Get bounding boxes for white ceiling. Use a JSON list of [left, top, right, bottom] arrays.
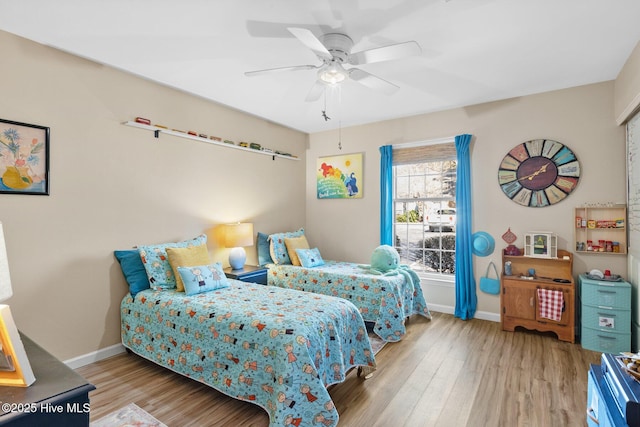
[[1, 0, 640, 134]]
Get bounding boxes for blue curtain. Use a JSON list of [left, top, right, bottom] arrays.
[[379, 145, 393, 246], [454, 134, 476, 320]]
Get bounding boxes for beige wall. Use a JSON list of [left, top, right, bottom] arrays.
[[615, 41, 640, 124], [307, 81, 627, 317], [0, 30, 307, 360]]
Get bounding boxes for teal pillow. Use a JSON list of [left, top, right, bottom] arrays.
[[296, 247, 325, 268], [269, 228, 304, 264], [138, 234, 207, 290], [257, 232, 272, 266], [114, 250, 150, 297], [177, 262, 230, 296]]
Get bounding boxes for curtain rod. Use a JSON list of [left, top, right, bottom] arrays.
[[390, 135, 456, 149]]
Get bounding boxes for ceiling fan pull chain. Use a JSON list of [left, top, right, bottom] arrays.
[[322, 90, 331, 122]]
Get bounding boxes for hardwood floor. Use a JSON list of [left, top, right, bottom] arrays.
[[76, 312, 600, 426]]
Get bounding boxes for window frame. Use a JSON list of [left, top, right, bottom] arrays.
[[391, 137, 457, 283]]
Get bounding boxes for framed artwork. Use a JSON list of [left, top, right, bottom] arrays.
[[0, 118, 50, 195], [317, 152, 363, 199]]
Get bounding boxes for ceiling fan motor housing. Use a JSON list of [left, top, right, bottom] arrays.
[[321, 33, 353, 63]]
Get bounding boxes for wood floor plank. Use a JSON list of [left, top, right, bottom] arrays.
[[77, 312, 600, 426]]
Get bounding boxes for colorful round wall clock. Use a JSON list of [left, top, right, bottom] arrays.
[[498, 139, 580, 207]]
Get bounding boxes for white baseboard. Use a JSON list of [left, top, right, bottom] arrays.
[[64, 342, 126, 369], [428, 303, 500, 323]]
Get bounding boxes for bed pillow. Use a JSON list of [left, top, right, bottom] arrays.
[[284, 235, 310, 266], [177, 262, 230, 296], [138, 234, 207, 290], [166, 244, 211, 292], [295, 248, 325, 268], [269, 228, 304, 265], [114, 250, 150, 297], [257, 232, 273, 266]]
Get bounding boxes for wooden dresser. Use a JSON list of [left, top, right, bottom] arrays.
[[500, 249, 575, 343]]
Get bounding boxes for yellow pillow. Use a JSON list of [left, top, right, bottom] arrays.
[[166, 244, 211, 292], [284, 235, 310, 266]]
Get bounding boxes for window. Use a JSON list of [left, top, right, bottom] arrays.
[[392, 141, 457, 276]]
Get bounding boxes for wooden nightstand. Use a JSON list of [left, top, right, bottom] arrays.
[[224, 265, 268, 285]]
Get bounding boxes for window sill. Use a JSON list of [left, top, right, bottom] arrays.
[[418, 273, 455, 287]]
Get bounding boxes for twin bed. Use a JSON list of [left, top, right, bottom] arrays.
[[267, 260, 430, 342], [117, 230, 430, 427], [121, 282, 375, 427]]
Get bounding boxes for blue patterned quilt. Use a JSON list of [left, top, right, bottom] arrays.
[[121, 281, 375, 427], [267, 261, 431, 342]]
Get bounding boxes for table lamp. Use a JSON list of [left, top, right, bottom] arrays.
[[224, 223, 254, 270], [0, 222, 35, 387]]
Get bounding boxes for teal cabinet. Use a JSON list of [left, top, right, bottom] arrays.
[[580, 274, 631, 353]]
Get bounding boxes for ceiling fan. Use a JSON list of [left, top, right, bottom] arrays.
[[245, 27, 422, 101]]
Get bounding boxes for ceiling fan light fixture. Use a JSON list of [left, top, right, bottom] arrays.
[[318, 62, 348, 85]]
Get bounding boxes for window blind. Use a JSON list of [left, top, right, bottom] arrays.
[[392, 142, 456, 165]]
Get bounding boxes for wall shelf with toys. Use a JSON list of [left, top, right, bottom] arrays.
[[122, 120, 299, 161], [574, 204, 627, 255]]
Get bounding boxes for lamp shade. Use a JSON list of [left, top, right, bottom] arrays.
[[224, 223, 254, 248], [0, 222, 12, 303]]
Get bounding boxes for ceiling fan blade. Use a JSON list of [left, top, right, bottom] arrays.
[[287, 27, 333, 61], [245, 64, 318, 77], [305, 81, 326, 102], [349, 68, 399, 95], [246, 21, 334, 38], [348, 41, 421, 65]]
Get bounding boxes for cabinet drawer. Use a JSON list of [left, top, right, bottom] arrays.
[[587, 365, 627, 427], [586, 370, 598, 427], [581, 326, 630, 353], [587, 368, 615, 427], [581, 281, 631, 309], [582, 305, 631, 334]]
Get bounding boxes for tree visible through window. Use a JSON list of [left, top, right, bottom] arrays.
[[393, 144, 457, 275]]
